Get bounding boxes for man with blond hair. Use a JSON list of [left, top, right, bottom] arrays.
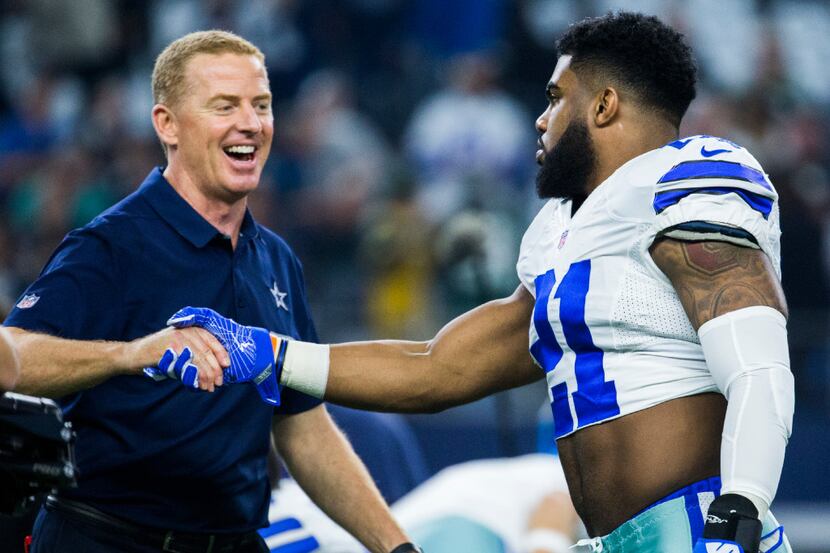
[[4, 30, 417, 553]]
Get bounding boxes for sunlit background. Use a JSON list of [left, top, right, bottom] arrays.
[[1, 0, 828, 549]]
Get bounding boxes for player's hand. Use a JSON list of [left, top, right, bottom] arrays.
[[132, 326, 230, 392], [166, 306, 283, 405], [694, 494, 762, 553]]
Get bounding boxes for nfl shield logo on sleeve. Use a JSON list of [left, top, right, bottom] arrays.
[[16, 294, 40, 309]]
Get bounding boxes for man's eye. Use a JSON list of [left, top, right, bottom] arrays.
[[217, 104, 234, 112]]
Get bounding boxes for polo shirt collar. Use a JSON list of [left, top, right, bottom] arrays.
[[139, 167, 260, 248], [238, 209, 260, 244]]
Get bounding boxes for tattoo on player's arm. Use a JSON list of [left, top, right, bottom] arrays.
[[650, 238, 788, 330]]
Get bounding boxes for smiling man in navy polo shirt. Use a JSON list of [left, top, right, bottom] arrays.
[[3, 30, 416, 553]]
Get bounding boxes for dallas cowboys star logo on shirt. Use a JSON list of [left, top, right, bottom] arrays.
[[270, 280, 289, 312]]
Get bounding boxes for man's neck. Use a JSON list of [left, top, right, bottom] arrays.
[[587, 120, 678, 195], [163, 165, 247, 248]]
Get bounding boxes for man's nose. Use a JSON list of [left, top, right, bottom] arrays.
[[535, 109, 548, 134], [236, 104, 263, 134]]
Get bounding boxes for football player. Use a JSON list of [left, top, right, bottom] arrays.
[[174, 12, 793, 553]]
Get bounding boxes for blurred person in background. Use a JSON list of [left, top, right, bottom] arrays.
[[404, 51, 533, 225], [183, 12, 795, 553], [358, 167, 436, 339], [393, 453, 579, 553], [3, 30, 416, 553], [261, 451, 579, 553]]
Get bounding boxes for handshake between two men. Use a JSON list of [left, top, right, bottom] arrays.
[[143, 307, 321, 405]]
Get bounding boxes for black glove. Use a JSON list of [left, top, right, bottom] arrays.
[[701, 493, 763, 553], [389, 543, 424, 553]]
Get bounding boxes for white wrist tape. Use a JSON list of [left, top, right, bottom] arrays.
[[276, 338, 330, 399], [698, 306, 794, 518], [522, 529, 572, 553]]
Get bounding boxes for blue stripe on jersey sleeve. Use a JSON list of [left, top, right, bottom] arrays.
[[653, 187, 773, 219], [260, 517, 303, 538], [271, 537, 321, 553], [658, 160, 771, 190]]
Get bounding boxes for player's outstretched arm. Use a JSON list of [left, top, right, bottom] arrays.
[[0, 327, 20, 391], [3, 326, 229, 398], [274, 405, 414, 553], [172, 284, 543, 412], [651, 238, 792, 553], [325, 284, 542, 412]]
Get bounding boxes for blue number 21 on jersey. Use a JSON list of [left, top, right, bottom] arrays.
[[531, 259, 619, 438]]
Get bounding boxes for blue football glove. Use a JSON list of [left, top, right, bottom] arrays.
[[166, 306, 283, 406], [143, 347, 200, 389]]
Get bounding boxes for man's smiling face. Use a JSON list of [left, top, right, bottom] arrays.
[[169, 52, 274, 202]]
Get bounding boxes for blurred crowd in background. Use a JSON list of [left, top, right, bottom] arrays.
[[1, 0, 829, 499]]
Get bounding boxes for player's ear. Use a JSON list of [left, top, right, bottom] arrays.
[[593, 87, 619, 127], [152, 104, 179, 150]]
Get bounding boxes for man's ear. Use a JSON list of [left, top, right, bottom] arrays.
[[152, 104, 178, 150], [593, 87, 620, 127]]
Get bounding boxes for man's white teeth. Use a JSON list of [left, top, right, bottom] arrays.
[[225, 145, 255, 154]]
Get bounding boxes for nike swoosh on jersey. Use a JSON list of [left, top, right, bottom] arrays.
[[666, 137, 695, 149], [700, 146, 733, 157]]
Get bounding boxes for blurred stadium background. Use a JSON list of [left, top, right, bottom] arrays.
[[1, 0, 828, 549]]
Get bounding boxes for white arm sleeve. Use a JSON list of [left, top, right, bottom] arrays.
[[698, 306, 794, 518]]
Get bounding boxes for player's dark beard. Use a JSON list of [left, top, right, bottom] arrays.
[[535, 119, 596, 205]]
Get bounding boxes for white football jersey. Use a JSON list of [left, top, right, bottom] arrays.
[[393, 454, 570, 550], [516, 135, 781, 440]]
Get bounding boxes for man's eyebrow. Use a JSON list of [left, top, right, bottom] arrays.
[[208, 94, 240, 104], [207, 93, 272, 103]]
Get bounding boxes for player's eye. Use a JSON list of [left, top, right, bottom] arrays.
[[545, 89, 559, 106]]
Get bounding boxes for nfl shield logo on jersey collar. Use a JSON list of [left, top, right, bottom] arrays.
[[270, 280, 289, 312], [558, 230, 569, 249]]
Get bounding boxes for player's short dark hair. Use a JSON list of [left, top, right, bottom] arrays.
[[557, 11, 697, 127]]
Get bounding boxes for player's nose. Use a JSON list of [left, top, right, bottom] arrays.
[[535, 109, 548, 134]]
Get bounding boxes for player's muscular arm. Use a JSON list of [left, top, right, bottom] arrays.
[[649, 238, 787, 328], [327, 284, 543, 412], [653, 237, 793, 551]]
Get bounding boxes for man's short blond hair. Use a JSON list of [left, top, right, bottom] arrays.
[[152, 30, 265, 108]]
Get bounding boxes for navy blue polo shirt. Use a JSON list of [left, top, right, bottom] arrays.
[[4, 168, 322, 533]]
